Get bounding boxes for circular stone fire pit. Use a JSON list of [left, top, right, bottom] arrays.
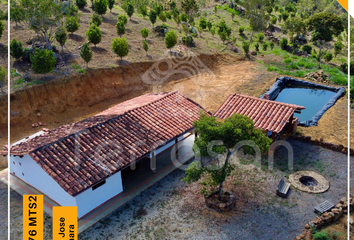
[[289, 171, 329, 193]]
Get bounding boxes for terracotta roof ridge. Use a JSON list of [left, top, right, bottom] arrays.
[[121, 90, 180, 116], [234, 93, 305, 110], [14, 91, 182, 154]]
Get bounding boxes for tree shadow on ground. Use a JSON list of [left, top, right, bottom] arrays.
[[240, 34, 248, 41], [102, 16, 117, 26], [91, 46, 108, 53], [80, 8, 91, 13], [68, 34, 85, 42], [130, 19, 139, 24]]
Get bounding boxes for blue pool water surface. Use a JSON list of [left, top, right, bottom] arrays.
[[274, 87, 336, 122]]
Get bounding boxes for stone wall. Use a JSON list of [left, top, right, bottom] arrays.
[[289, 135, 354, 156], [295, 195, 353, 240]]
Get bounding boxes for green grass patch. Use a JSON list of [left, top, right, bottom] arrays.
[[267, 66, 280, 72], [14, 78, 24, 84], [78, 68, 86, 74], [33, 80, 45, 84], [71, 64, 80, 69], [286, 62, 299, 70], [290, 70, 307, 78], [284, 58, 292, 64], [11, 69, 21, 78]]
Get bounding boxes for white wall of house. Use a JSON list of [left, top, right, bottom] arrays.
[[75, 172, 123, 218], [10, 154, 77, 207], [11, 154, 124, 218]]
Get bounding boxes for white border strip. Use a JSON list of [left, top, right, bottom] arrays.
[[7, 0, 10, 239]]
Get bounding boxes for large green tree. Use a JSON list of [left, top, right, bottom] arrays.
[[19, 0, 62, 49], [181, 0, 199, 18], [283, 16, 307, 36], [308, 12, 344, 42], [308, 12, 344, 67], [183, 114, 271, 200], [241, 0, 269, 43], [10, 0, 25, 28]]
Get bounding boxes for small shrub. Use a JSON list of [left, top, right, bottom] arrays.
[[238, 26, 245, 34], [10, 39, 24, 60], [286, 62, 299, 70], [199, 17, 207, 30], [86, 24, 102, 46], [142, 40, 149, 55], [258, 32, 265, 42], [323, 52, 333, 63], [284, 58, 292, 64], [76, 0, 87, 9], [270, 42, 275, 50], [30, 49, 56, 77], [118, 15, 128, 25], [90, 14, 102, 27], [334, 41, 344, 57], [302, 45, 312, 54], [94, 0, 108, 16], [139, 27, 149, 40], [65, 16, 80, 34], [254, 42, 259, 52], [80, 42, 92, 68], [159, 11, 167, 22], [165, 30, 178, 51], [312, 231, 331, 240], [262, 42, 268, 51], [242, 41, 250, 56], [267, 66, 280, 72], [112, 37, 129, 60], [280, 38, 288, 50], [78, 68, 86, 74]]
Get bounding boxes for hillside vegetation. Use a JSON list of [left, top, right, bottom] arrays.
[[8, 0, 349, 92]]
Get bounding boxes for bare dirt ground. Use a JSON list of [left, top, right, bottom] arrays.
[[6, 140, 349, 239]]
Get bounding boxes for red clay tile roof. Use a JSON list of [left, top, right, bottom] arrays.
[[214, 94, 305, 133], [10, 91, 210, 196]]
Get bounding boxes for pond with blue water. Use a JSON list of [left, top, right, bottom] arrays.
[[275, 87, 336, 122]]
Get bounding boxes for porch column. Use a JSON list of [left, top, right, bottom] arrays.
[[175, 138, 179, 158], [151, 149, 156, 172], [271, 132, 276, 142], [287, 114, 294, 135]]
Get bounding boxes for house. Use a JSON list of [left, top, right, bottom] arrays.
[[214, 93, 305, 140], [7, 91, 210, 219]]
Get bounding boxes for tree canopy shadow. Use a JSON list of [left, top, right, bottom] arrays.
[[130, 19, 139, 24], [68, 34, 85, 42], [91, 46, 108, 53]]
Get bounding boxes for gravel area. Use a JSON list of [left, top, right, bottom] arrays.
[[0, 182, 8, 238], [4, 140, 349, 239]]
